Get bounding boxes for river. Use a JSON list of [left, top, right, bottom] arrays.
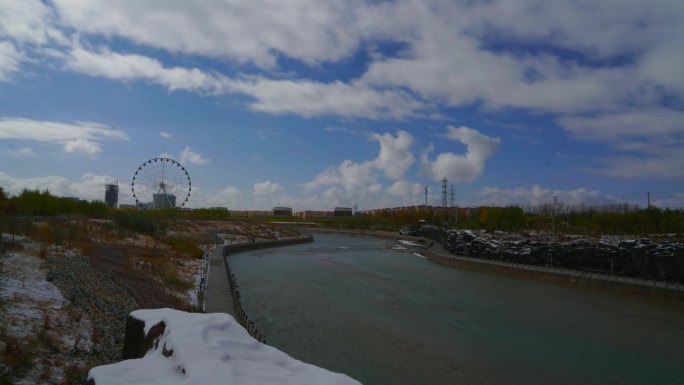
[[228, 233, 684, 385]]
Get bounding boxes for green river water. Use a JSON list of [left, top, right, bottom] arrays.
[[228, 233, 684, 385]]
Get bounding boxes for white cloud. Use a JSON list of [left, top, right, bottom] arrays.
[[476, 184, 615, 207], [371, 130, 415, 180], [558, 109, 684, 179], [179, 147, 209, 165], [558, 109, 684, 143], [305, 159, 376, 192], [387, 180, 423, 197], [0, 0, 64, 45], [0, 117, 128, 155], [0, 171, 127, 202], [11, 147, 35, 157], [194, 186, 243, 209], [160, 131, 172, 138], [421, 126, 500, 182], [253, 180, 284, 197], [591, 151, 684, 180], [306, 130, 418, 194], [5, 0, 684, 121], [0, 41, 24, 81], [52, 0, 363, 68], [66, 46, 231, 94], [63, 138, 101, 156], [228, 77, 427, 120]]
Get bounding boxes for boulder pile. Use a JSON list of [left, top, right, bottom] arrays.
[[401, 225, 684, 284]]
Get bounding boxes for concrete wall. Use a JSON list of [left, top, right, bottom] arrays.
[[424, 250, 684, 302]]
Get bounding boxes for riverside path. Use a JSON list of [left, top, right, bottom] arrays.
[[204, 246, 238, 317]]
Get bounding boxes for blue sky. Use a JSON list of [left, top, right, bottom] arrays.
[[1, 0, 683, 210]]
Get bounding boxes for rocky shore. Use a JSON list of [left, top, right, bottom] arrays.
[[401, 225, 684, 285]]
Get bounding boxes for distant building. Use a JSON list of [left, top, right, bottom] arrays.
[[105, 183, 119, 208], [295, 210, 334, 219], [333, 207, 353, 217], [272, 206, 293, 217]]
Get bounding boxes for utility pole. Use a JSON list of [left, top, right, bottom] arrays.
[[449, 184, 455, 207], [552, 196, 558, 242], [647, 192, 651, 209], [450, 184, 457, 227], [424, 185, 428, 207], [442, 178, 448, 208]]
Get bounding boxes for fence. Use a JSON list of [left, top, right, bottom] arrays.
[[197, 247, 213, 312], [222, 235, 313, 343]]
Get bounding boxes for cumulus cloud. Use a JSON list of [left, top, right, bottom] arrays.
[[372, 130, 415, 180], [387, 180, 423, 197], [476, 184, 615, 207], [194, 186, 242, 209], [253, 180, 284, 197], [305, 158, 375, 192], [0, 117, 128, 155], [421, 126, 500, 182], [306, 130, 418, 193], [63, 138, 101, 156], [0, 171, 127, 202], [179, 147, 209, 165]]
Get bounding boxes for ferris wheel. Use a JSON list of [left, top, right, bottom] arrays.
[[131, 157, 191, 209]]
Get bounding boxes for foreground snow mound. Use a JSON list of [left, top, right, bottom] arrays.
[[87, 309, 361, 385]]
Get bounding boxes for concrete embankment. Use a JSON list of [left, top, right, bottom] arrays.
[[421, 244, 684, 302], [222, 235, 314, 256], [204, 235, 314, 342]]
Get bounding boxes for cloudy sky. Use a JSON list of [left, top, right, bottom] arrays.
[[1, 0, 683, 210]]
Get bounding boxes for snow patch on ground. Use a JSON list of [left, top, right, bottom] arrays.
[[398, 240, 422, 247], [88, 309, 361, 385], [0, 236, 93, 384]]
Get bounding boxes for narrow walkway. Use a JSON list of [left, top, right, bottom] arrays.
[[204, 246, 237, 317]]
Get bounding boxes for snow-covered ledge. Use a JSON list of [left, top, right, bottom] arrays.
[[87, 309, 361, 385]]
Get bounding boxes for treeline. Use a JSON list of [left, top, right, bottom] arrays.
[[322, 205, 684, 236], [0, 188, 107, 218]]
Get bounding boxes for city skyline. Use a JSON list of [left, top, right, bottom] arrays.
[[1, 1, 683, 211]]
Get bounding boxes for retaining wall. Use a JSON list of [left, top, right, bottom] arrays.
[[221, 235, 314, 343], [423, 249, 684, 302]]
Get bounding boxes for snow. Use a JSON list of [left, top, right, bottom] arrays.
[[0, 236, 93, 384], [397, 240, 422, 247], [412, 253, 427, 259], [88, 308, 361, 385]]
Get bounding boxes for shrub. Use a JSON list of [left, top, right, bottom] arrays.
[[112, 211, 158, 234]]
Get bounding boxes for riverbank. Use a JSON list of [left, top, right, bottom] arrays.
[[298, 226, 422, 242], [203, 235, 314, 342], [302, 226, 684, 302], [417, 239, 684, 302], [226, 232, 684, 385]]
